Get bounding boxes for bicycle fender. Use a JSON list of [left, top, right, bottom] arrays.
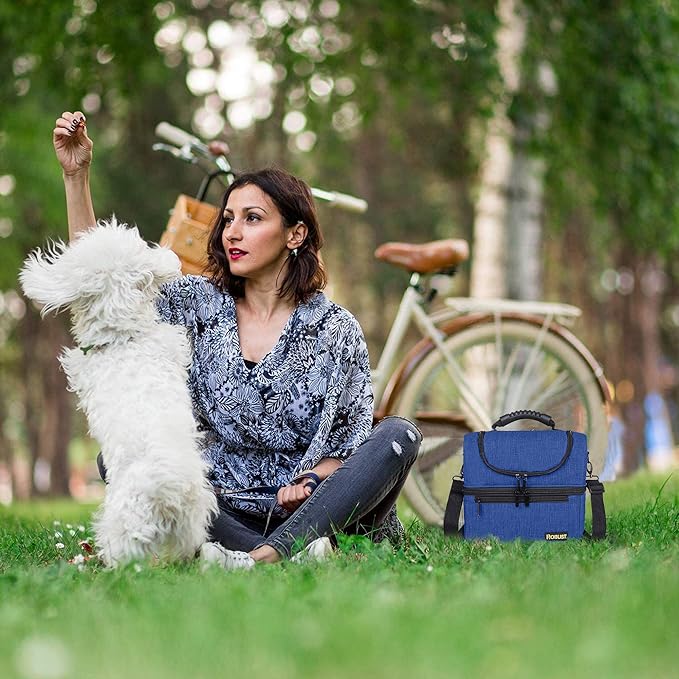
[[374, 312, 610, 420]]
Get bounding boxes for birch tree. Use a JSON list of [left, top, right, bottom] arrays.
[[469, 0, 529, 299]]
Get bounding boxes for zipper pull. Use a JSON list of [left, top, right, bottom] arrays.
[[522, 474, 529, 507], [475, 497, 481, 517]]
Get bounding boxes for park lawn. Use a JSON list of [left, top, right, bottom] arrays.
[[0, 473, 677, 679]]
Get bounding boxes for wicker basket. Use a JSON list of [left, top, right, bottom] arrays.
[[159, 194, 219, 276]]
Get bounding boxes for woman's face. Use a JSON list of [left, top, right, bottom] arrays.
[[221, 184, 292, 283]]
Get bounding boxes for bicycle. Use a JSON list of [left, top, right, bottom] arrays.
[[153, 122, 611, 526]]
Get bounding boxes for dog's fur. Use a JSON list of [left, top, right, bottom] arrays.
[[20, 219, 217, 566]]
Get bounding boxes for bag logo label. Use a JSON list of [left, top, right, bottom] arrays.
[[545, 532, 568, 541]]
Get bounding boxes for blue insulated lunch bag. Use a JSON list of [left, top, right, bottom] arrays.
[[443, 410, 606, 541]]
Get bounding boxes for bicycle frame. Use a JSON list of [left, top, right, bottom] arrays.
[[371, 270, 595, 430]]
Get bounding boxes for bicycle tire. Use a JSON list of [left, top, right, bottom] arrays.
[[387, 316, 609, 525]]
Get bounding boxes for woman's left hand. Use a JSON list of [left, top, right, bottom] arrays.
[[277, 480, 313, 512]]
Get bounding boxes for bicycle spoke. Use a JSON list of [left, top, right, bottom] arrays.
[[528, 370, 574, 411], [495, 341, 522, 415], [440, 354, 493, 430], [493, 314, 505, 413], [505, 319, 551, 413]]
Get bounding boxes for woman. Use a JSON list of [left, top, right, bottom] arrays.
[[53, 110, 422, 569]]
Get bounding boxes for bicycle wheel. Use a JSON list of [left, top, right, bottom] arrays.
[[390, 317, 609, 525]]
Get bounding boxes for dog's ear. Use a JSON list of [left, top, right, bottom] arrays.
[[19, 241, 89, 315], [148, 245, 182, 287]]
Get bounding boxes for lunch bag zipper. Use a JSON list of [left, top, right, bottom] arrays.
[[463, 485, 585, 515]]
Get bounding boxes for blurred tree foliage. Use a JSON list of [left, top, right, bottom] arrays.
[[521, 0, 679, 468], [0, 0, 197, 496]]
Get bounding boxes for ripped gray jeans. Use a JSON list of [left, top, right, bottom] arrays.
[[209, 416, 422, 557]]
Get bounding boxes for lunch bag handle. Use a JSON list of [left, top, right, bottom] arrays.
[[492, 410, 555, 430]]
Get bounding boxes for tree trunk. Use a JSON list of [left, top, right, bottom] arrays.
[[0, 387, 17, 502], [19, 304, 43, 496], [469, 0, 527, 299], [637, 254, 674, 471], [18, 303, 72, 497], [506, 125, 545, 301], [43, 314, 73, 496], [609, 242, 654, 474]]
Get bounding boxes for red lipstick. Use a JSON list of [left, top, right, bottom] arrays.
[[228, 248, 247, 260]]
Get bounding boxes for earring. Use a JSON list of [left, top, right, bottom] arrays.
[[290, 248, 298, 257]]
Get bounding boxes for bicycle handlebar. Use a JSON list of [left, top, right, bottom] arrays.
[[154, 121, 368, 214], [155, 122, 211, 157], [310, 188, 368, 213]]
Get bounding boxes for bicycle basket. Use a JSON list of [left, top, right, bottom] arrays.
[[159, 194, 218, 276]]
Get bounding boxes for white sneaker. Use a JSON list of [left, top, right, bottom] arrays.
[[199, 542, 255, 571], [291, 536, 334, 563]]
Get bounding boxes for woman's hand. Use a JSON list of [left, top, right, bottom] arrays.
[[277, 479, 314, 513], [53, 111, 93, 176]]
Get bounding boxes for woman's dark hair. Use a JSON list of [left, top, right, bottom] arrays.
[[206, 167, 327, 305]]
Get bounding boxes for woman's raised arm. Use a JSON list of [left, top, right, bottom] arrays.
[[53, 110, 96, 241]]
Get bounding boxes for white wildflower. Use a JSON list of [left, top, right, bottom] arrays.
[[69, 530, 76, 537], [78, 525, 85, 533], [54, 532, 63, 539], [55, 543, 65, 550]]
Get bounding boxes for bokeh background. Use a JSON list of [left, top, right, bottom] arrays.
[[1, 0, 679, 502]]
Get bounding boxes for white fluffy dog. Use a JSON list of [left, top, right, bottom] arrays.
[[20, 219, 217, 566]]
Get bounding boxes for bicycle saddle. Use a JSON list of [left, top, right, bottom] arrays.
[[374, 239, 469, 274]]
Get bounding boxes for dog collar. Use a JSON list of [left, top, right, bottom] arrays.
[[79, 337, 136, 354], [79, 343, 108, 354]]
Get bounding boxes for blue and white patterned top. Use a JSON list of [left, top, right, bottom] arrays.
[[156, 275, 374, 517]]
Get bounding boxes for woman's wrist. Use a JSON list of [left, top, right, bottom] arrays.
[[63, 167, 90, 182], [292, 472, 321, 488], [306, 458, 342, 481]]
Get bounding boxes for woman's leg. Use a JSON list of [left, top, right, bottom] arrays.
[[208, 500, 283, 552], [344, 496, 406, 545], [264, 417, 421, 558]]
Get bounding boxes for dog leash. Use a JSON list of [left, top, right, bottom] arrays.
[[213, 473, 321, 534]]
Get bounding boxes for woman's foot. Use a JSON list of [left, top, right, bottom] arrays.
[[199, 542, 255, 571], [291, 536, 334, 563], [249, 544, 281, 564], [372, 509, 406, 547]]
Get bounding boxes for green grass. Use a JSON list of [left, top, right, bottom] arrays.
[[1, 473, 678, 679]]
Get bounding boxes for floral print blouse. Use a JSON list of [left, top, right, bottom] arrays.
[[156, 275, 374, 517]]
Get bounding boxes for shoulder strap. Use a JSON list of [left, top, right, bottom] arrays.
[[584, 478, 607, 540], [443, 478, 464, 537]]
